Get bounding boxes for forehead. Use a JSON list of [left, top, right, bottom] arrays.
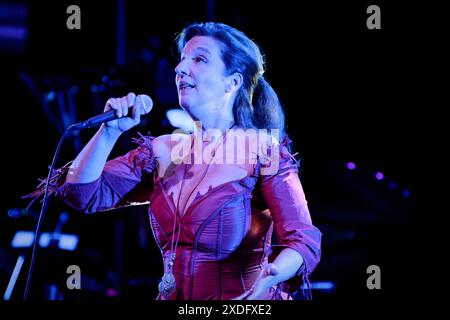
[[181, 36, 222, 56]]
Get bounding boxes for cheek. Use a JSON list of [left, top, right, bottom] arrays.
[[202, 77, 225, 93]]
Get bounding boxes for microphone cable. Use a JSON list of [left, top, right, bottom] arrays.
[[23, 124, 77, 299]]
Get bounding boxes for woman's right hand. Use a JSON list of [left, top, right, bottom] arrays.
[[104, 92, 153, 134]]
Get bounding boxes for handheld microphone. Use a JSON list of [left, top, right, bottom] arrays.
[[68, 108, 130, 131], [68, 95, 153, 131]]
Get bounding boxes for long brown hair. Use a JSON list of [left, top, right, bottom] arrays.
[[176, 22, 286, 139]]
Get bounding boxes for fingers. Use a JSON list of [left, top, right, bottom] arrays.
[[243, 288, 259, 300], [105, 92, 137, 118], [232, 290, 252, 300], [232, 287, 260, 300], [233, 264, 279, 300], [266, 264, 280, 277], [105, 93, 152, 128], [120, 96, 128, 117], [105, 97, 119, 114], [125, 92, 136, 117]]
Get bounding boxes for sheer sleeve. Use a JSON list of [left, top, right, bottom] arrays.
[[24, 134, 157, 214], [259, 136, 322, 299]]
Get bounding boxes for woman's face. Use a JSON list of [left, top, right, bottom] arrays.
[[175, 36, 232, 117]]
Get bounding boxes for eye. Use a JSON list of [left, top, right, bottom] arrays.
[[193, 56, 206, 63]]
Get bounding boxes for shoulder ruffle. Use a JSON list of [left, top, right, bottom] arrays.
[[22, 161, 72, 209], [131, 133, 157, 174]]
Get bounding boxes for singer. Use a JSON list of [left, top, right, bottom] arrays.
[[28, 22, 321, 300]]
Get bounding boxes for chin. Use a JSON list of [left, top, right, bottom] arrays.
[[178, 100, 190, 112], [180, 104, 201, 122], [180, 97, 199, 113], [177, 101, 192, 116], [179, 95, 190, 106]]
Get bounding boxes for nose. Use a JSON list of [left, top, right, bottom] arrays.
[[175, 59, 189, 77]]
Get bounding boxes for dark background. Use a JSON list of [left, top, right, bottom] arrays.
[[0, 0, 417, 302]]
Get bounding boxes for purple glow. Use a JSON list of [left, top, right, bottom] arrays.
[[402, 189, 411, 198], [106, 288, 119, 298], [375, 172, 384, 180], [346, 162, 356, 170]]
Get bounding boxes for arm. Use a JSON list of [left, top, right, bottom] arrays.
[[24, 93, 155, 213], [233, 248, 303, 300], [66, 124, 122, 183], [264, 144, 321, 263], [235, 139, 321, 300], [270, 247, 304, 284], [67, 92, 152, 183], [56, 135, 156, 213]]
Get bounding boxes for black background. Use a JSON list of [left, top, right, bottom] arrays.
[[0, 0, 419, 305]]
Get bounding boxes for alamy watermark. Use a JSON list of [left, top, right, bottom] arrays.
[[170, 121, 282, 175], [366, 5, 381, 30], [366, 265, 381, 289], [66, 265, 81, 289], [66, 5, 81, 30]]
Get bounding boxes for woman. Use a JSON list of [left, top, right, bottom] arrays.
[[32, 22, 321, 300]]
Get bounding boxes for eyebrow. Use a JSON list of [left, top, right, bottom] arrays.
[[182, 46, 212, 57], [194, 47, 212, 55]]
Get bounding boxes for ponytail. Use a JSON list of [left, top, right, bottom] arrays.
[[252, 77, 286, 139]]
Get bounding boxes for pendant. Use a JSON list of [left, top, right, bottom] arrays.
[[158, 252, 176, 298]]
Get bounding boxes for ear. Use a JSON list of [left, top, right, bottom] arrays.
[[225, 73, 243, 94]]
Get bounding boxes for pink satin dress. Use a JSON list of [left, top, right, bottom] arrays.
[[55, 134, 322, 300]]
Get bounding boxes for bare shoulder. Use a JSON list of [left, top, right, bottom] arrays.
[[152, 133, 191, 159]]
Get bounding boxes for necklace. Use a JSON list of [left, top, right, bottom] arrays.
[[158, 123, 235, 299]]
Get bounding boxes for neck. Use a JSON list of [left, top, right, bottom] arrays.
[[192, 119, 235, 143], [191, 105, 235, 139], [201, 117, 235, 132]]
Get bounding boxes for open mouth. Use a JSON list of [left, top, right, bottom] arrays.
[[179, 82, 195, 91]]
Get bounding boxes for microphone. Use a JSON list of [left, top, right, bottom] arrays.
[[68, 95, 153, 131]]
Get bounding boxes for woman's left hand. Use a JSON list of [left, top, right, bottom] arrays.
[[232, 263, 280, 300]]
